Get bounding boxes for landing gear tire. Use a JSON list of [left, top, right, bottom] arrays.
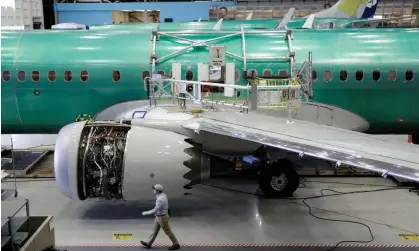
[[258, 159, 299, 198], [412, 134, 419, 145]]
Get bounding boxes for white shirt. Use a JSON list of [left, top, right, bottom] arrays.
[[145, 193, 169, 216]]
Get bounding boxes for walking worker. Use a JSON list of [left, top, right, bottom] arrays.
[[141, 184, 180, 250]]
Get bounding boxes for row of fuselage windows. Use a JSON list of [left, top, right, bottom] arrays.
[[1, 70, 116, 82], [1, 70, 182, 83], [1, 69, 415, 83], [316, 69, 415, 82]]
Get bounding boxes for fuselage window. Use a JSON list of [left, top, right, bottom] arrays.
[[263, 69, 272, 77], [48, 71, 56, 82], [2, 71, 11, 82], [185, 70, 194, 80], [323, 70, 332, 82], [113, 70, 121, 82], [17, 71, 26, 82], [247, 69, 257, 78], [372, 70, 380, 81], [388, 70, 397, 81], [355, 70, 363, 81], [406, 70, 414, 82], [32, 71, 40, 82], [64, 71, 72, 82], [235, 70, 240, 83], [278, 70, 288, 79], [185, 70, 194, 92], [157, 70, 165, 76], [80, 71, 89, 82], [312, 70, 317, 81], [340, 70, 348, 81]]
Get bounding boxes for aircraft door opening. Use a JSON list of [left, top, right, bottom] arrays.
[[197, 63, 209, 101], [224, 63, 235, 97], [172, 63, 182, 96]]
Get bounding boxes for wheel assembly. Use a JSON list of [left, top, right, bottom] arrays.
[[258, 159, 299, 198]]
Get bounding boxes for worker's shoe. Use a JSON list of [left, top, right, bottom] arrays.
[[168, 243, 180, 250], [140, 241, 151, 249]]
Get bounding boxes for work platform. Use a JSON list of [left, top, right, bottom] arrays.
[[1, 150, 52, 177], [2, 176, 418, 251]]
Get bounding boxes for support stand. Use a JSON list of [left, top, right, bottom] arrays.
[[1, 138, 18, 200], [408, 185, 419, 196], [11, 138, 18, 198]]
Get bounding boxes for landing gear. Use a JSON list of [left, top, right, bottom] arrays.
[[412, 134, 419, 145], [258, 159, 299, 198]]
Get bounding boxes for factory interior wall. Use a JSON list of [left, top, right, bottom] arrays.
[[55, 2, 235, 25], [58, 11, 113, 26]]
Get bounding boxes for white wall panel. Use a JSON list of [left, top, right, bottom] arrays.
[[1, 0, 44, 30]]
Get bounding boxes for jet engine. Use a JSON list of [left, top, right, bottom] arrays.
[[54, 121, 204, 201]]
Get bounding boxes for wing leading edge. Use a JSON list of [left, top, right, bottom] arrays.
[[182, 112, 419, 183]]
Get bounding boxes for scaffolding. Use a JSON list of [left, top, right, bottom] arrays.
[[1, 138, 19, 200], [149, 26, 295, 75], [146, 51, 312, 122]]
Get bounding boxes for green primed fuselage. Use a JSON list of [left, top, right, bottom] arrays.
[[1, 28, 419, 134], [90, 18, 359, 31]]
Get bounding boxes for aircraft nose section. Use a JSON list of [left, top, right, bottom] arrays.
[[54, 121, 87, 200]]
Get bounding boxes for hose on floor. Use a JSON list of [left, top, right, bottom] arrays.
[[202, 180, 415, 251], [295, 186, 405, 251]]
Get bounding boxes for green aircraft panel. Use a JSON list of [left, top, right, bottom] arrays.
[[1, 27, 419, 134]]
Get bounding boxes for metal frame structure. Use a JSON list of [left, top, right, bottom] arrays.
[[1, 138, 18, 200], [147, 77, 252, 111], [150, 26, 295, 74], [146, 51, 312, 120], [1, 199, 30, 249]]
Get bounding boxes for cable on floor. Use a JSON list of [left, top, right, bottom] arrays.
[[202, 180, 414, 251], [289, 180, 413, 251], [295, 187, 403, 251], [201, 183, 258, 196], [303, 179, 398, 188]]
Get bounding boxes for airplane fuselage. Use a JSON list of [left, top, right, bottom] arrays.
[[1, 28, 419, 134], [89, 18, 367, 31]]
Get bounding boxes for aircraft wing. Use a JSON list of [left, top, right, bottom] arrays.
[[181, 111, 419, 183]]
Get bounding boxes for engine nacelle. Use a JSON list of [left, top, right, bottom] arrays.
[[54, 121, 196, 201]]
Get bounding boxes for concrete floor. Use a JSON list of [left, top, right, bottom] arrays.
[[2, 176, 419, 248]]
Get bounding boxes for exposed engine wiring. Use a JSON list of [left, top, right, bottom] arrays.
[[79, 124, 129, 199], [93, 153, 104, 192]]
